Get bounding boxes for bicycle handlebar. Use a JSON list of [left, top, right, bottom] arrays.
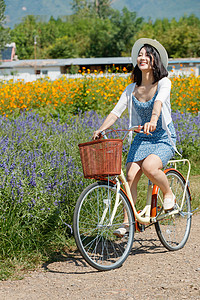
[[101, 126, 152, 141]]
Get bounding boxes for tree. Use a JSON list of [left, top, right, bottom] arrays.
[[85, 17, 117, 57], [10, 15, 40, 59], [93, 0, 114, 18], [10, 4, 199, 60], [71, 0, 115, 18], [71, 0, 90, 15], [0, 0, 10, 51], [38, 17, 63, 52], [45, 36, 79, 58], [110, 8, 144, 56], [134, 15, 200, 58]]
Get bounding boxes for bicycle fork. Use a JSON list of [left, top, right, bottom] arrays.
[[98, 178, 121, 227]]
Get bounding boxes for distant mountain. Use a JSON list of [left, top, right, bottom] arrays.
[[4, 0, 200, 28], [111, 0, 200, 21]]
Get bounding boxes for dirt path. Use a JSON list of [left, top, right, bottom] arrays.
[[0, 213, 199, 300]]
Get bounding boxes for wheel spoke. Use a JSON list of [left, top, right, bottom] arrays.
[[155, 170, 191, 251], [73, 181, 135, 270]]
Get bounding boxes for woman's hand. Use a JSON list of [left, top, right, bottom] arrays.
[[93, 130, 102, 140], [143, 120, 157, 135], [92, 113, 118, 140]]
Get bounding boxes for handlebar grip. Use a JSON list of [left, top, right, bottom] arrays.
[[133, 125, 143, 133], [134, 128, 142, 133]]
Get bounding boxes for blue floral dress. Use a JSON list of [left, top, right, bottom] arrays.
[[126, 92, 176, 167]]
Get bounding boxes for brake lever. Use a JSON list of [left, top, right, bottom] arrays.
[[134, 127, 152, 136]]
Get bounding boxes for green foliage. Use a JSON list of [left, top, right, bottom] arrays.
[[71, 0, 90, 14], [66, 77, 103, 114], [95, 0, 115, 19], [10, 15, 40, 59], [0, 112, 92, 279], [84, 17, 117, 57], [108, 8, 143, 57], [134, 15, 200, 58], [72, 0, 115, 19], [0, 109, 199, 280], [8, 1, 144, 59], [0, 0, 10, 50], [0, 0, 6, 28], [45, 36, 79, 58], [10, 8, 200, 60]]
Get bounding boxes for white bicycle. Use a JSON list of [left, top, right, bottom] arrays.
[[73, 127, 192, 271]]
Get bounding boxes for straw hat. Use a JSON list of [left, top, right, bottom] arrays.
[[131, 38, 168, 69]]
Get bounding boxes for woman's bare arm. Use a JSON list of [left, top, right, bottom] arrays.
[[93, 113, 118, 139], [143, 100, 162, 134]]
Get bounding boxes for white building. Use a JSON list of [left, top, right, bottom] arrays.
[[0, 57, 199, 82]]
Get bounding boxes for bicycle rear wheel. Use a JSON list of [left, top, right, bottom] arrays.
[[73, 181, 135, 271], [155, 169, 192, 251]]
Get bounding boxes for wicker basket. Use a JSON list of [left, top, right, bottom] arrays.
[[78, 139, 123, 179]]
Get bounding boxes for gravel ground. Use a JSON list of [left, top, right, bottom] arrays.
[[0, 213, 199, 300]]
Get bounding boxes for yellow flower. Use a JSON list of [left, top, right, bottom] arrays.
[[0, 74, 198, 116]]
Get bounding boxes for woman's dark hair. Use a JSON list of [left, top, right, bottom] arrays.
[[130, 44, 168, 85]]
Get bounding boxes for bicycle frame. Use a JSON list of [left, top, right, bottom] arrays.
[[117, 158, 191, 225], [167, 159, 191, 210], [118, 170, 152, 224], [75, 132, 193, 271], [100, 128, 191, 226]]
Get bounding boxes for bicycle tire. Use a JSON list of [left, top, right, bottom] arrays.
[[73, 181, 135, 271], [155, 169, 192, 251]]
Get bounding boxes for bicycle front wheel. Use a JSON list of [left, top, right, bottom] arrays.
[[155, 169, 192, 251], [73, 181, 135, 271]]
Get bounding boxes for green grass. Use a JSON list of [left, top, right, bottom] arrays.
[[0, 110, 199, 281]]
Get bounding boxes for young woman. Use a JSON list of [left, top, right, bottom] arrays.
[[93, 38, 178, 236]]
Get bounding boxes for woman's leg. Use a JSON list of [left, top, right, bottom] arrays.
[[126, 161, 143, 204], [122, 161, 143, 223], [141, 154, 173, 199], [114, 161, 143, 235], [115, 154, 173, 236]]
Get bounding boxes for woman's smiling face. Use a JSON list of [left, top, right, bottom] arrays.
[[137, 47, 153, 71]]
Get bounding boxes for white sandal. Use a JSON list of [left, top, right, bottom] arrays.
[[113, 225, 129, 237], [163, 193, 176, 212]]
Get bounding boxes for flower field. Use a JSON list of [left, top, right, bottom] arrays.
[[170, 75, 200, 114], [0, 74, 199, 280], [0, 74, 199, 117]]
